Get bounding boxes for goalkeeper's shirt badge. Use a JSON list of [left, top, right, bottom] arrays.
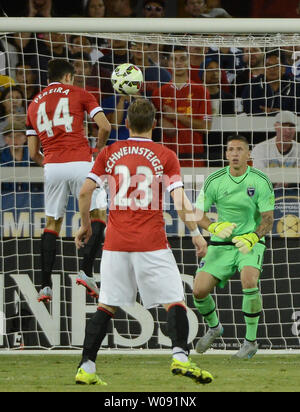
[[247, 187, 255, 197]]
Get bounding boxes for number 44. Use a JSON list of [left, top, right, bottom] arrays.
[[37, 98, 73, 137]]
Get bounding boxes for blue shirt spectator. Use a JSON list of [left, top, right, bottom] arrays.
[[242, 53, 300, 115], [102, 94, 130, 144]]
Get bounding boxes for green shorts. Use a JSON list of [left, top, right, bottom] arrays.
[[196, 242, 266, 288]]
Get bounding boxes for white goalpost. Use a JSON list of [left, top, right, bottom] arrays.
[[0, 17, 300, 354]]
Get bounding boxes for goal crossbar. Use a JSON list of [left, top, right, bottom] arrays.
[[1, 17, 300, 34]]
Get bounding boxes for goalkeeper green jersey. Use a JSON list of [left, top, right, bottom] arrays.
[[195, 166, 275, 242]]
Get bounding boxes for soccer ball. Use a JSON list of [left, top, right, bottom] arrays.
[[111, 63, 143, 95]]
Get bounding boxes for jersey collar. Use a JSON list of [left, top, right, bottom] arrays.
[[226, 165, 250, 184], [127, 137, 153, 142]]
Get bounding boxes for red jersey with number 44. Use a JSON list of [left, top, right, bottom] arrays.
[[26, 82, 103, 164], [89, 137, 183, 252]]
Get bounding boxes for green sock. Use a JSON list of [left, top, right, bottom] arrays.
[[242, 288, 262, 342], [193, 294, 219, 328]]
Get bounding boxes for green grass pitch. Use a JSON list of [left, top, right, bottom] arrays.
[[0, 354, 299, 392]]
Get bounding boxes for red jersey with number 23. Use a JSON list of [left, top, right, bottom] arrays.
[[89, 137, 183, 252], [26, 82, 103, 164]]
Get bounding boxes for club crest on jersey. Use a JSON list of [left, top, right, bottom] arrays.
[[247, 187, 255, 197], [198, 260, 205, 269]]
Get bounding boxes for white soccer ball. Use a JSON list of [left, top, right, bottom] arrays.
[[111, 63, 143, 95]]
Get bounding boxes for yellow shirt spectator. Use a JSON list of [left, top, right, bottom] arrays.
[[0, 75, 15, 98]]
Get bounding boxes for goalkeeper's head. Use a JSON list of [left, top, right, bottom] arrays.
[[126, 98, 157, 138], [47, 59, 75, 85], [226, 134, 250, 170]]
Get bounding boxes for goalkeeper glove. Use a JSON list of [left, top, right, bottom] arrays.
[[208, 222, 237, 239], [232, 233, 260, 254]]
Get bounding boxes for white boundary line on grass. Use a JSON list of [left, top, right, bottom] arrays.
[[0, 349, 300, 355]]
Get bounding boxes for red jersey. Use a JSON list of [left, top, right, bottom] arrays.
[[152, 81, 212, 167], [89, 137, 183, 252], [26, 82, 103, 164]]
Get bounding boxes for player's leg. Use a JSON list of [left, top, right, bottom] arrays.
[[232, 265, 261, 359], [164, 301, 213, 384], [38, 217, 64, 303], [193, 271, 223, 353], [233, 244, 265, 359], [76, 208, 106, 298], [132, 249, 213, 384], [76, 250, 137, 384], [73, 163, 107, 298], [38, 164, 69, 302], [76, 303, 116, 385], [193, 270, 220, 328]]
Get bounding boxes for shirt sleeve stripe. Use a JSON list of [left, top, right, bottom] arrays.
[[87, 172, 103, 187], [90, 107, 103, 119], [166, 181, 183, 193], [26, 129, 38, 136]]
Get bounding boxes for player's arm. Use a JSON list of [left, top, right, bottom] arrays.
[[232, 210, 274, 254], [233, 175, 275, 254], [171, 187, 207, 257], [27, 135, 44, 167], [93, 111, 111, 152], [254, 210, 274, 239], [163, 105, 212, 131], [75, 178, 97, 249]]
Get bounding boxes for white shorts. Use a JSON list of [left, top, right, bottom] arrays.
[[44, 162, 107, 220], [99, 249, 185, 309]]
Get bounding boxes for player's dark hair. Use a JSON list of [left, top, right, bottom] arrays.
[[227, 134, 249, 148], [127, 99, 156, 134], [48, 59, 75, 82]]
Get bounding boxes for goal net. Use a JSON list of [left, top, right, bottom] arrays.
[[0, 23, 300, 351]]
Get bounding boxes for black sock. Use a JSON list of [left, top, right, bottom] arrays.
[[80, 220, 106, 277], [80, 307, 113, 365], [41, 230, 58, 288], [167, 304, 189, 353]]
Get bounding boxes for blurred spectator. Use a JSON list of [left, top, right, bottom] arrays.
[[207, 46, 244, 83], [105, 0, 137, 17], [152, 45, 212, 167], [0, 36, 19, 79], [72, 52, 101, 103], [36, 32, 69, 86], [202, 59, 235, 115], [69, 34, 104, 65], [0, 86, 26, 147], [252, 111, 300, 169], [15, 63, 39, 106], [129, 41, 171, 97], [202, 59, 235, 166], [184, 0, 205, 17], [233, 47, 265, 98], [142, 0, 165, 17], [200, 0, 231, 17], [280, 46, 300, 80], [27, 0, 55, 17], [98, 39, 129, 74], [0, 119, 31, 193], [0, 74, 15, 98], [7, 33, 39, 74], [189, 43, 230, 92], [102, 94, 131, 144], [84, 0, 106, 17], [242, 51, 300, 115], [251, 0, 299, 18]]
